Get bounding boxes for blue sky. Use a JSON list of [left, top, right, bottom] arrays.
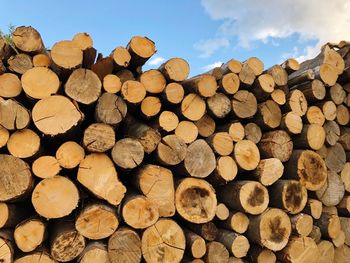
[[1, 0, 349, 75]]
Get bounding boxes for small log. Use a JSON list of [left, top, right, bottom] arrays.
[[269, 180, 308, 214], [141, 219, 185, 263], [159, 57, 190, 82], [32, 156, 61, 178], [14, 218, 46, 252], [141, 96, 162, 118], [271, 88, 287, 105], [78, 153, 126, 206], [341, 163, 350, 192], [182, 74, 217, 97], [293, 124, 326, 150], [0, 203, 24, 229], [0, 230, 14, 263], [208, 156, 237, 186], [239, 63, 255, 85], [251, 73, 275, 100], [0, 154, 33, 202], [32, 95, 84, 136], [127, 36, 156, 69], [219, 73, 240, 95], [75, 203, 119, 240], [328, 83, 347, 105], [33, 53, 51, 67], [288, 69, 315, 86], [108, 227, 142, 263], [194, 114, 216, 138], [157, 110, 179, 132], [233, 139, 260, 171], [51, 40, 83, 70], [244, 57, 264, 76], [244, 122, 262, 144], [314, 213, 341, 239], [204, 241, 230, 263], [32, 175, 79, 219], [8, 53, 33, 74], [336, 104, 350, 126], [50, 221, 86, 262], [83, 123, 115, 153], [284, 150, 327, 191], [316, 170, 345, 206], [248, 246, 276, 263], [115, 69, 135, 83], [175, 121, 198, 144], [175, 178, 217, 223], [339, 127, 350, 150], [111, 138, 144, 169], [284, 89, 308, 116], [255, 100, 282, 130], [291, 79, 326, 102], [231, 90, 258, 119], [103, 74, 121, 93], [181, 93, 206, 121], [280, 112, 303, 134], [217, 122, 244, 142], [12, 26, 44, 53], [281, 58, 300, 73], [317, 240, 335, 263], [302, 199, 323, 219], [309, 225, 322, 243], [267, 64, 288, 87], [121, 80, 146, 104], [305, 106, 325, 125], [111, 46, 131, 69], [156, 134, 187, 166], [325, 143, 346, 173], [122, 195, 159, 229], [140, 69, 166, 93], [206, 92, 231, 119], [185, 221, 218, 241], [0, 99, 30, 130], [318, 100, 337, 121], [290, 213, 313, 237], [95, 92, 127, 126], [184, 230, 206, 259], [258, 130, 293, 162], [246, 208, 291, 251], [0, 73, 22, 98], [252, 158, 284, 186], [56, 141, 85, 169], [7, 128, 40, 159], [207, 132, 234, 156], [216, 203, 230, 220], [323, 120, 340, 146], [277, 236, 320, 263], [78, 242, 109, 263], [135, 164, 175, 217], [162, 82, 184, 104], [215, 229, 250, 258], [217, 211, 249, 234], [220, 180, 269, 215], [222, 59, 242, 74]]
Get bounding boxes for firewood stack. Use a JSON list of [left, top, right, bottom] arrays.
[[0, 26, 350, 263]]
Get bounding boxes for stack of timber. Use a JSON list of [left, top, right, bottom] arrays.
[[0, 26, 350, 263]]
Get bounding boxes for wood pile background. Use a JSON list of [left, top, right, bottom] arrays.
[[0, 26, 350, 263]]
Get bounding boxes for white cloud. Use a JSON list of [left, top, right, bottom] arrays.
[[194, 38, 229, 58], [201, 0, 350, 59], [202, 61, 223, 71], [147, 56, 166, 66]]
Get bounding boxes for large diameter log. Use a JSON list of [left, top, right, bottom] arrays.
[[51, 40, 83, 70], [8, 53, 33, 74], [231, 90, 258, 119], [219, 181, 269, 215], [95, 92, 127, 126], [50, 221, 86, 262], [175, 178, 217, 223], [56, 141, 85, 169], [78, 153, 126, 206], [32, 175, 79, 219], [142, 219, 185, 263], [269, 180, 308, 214], [108, 227, 142, 263], [293, 124, 326, 150], [12, 26, 44, 53], [233, 139, 260, 171], [184, 230, 206, 259], [290, 213, 313, 237], [78, 242, 109, 263], [32, 95, 84, 136], [135, 164, 175, 217], [159, 57, 190, 82], [7, 128, 40, 159], [112, 138, 144, 169], [215, 229, 250, 258], [284, 150, 327, 191], [0, 154, 33, 202], [157, 134, 187, 166], [217, 211, 249, 234], [0, 73, 22, 98], [246, 208, 291, 251], [0, 99, 30, 130], [14, 218, 46, 252], [277, 236, 320, 263], [258, 130, 293, 162], [316, 170, 345, 206], [127, 36, 156, 68], [75, 203, 119, 240], [122, 195, 159, 229], [14, 251, 56, 263]]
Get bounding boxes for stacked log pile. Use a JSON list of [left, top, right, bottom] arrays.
[[0, 26, 350, 263]]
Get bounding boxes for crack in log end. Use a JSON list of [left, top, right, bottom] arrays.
[[269, 216, 287, 243], [247, 186, 265, 207], [285, 182, 303, 211], [180, 187, 211, 218]]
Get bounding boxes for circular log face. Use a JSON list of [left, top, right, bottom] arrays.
[[51, 40, 83, 69], [14, 252, 56, 263], [14, 219, 45, 252]]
